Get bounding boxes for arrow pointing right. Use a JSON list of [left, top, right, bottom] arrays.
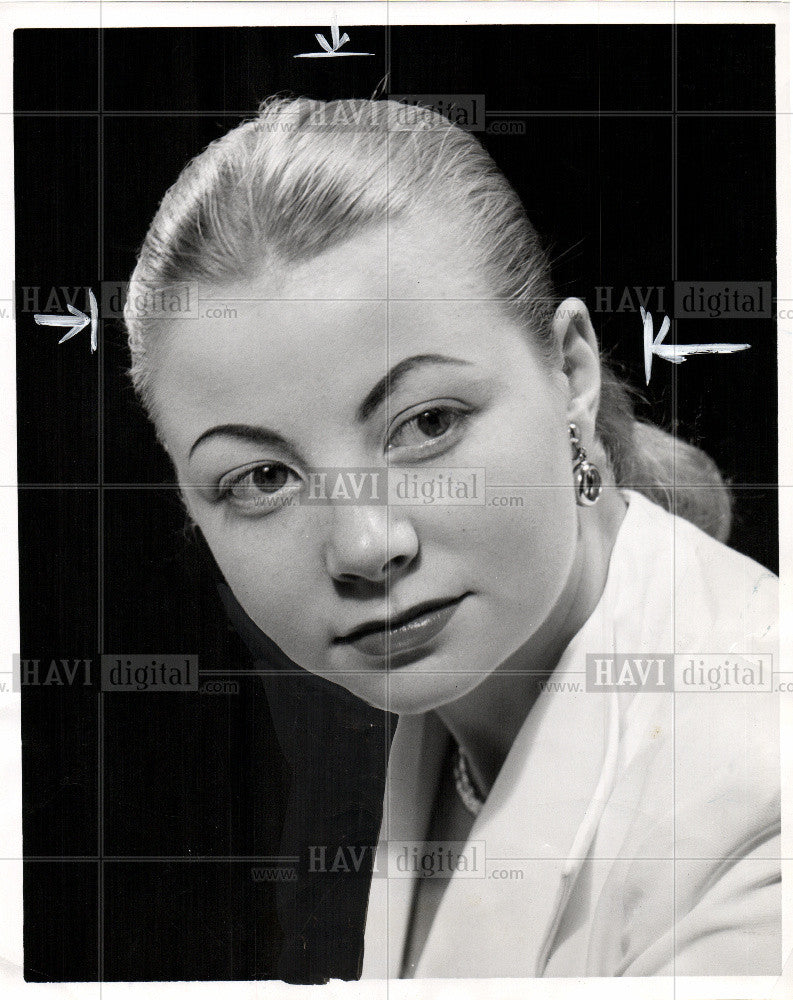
[[34, 289, 98, 353], [34, 302, 89, 342]]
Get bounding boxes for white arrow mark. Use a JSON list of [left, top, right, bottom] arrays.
[[295, 15, 372, 57], [641, 307, 749, 385], [35, 289, 98, 353]]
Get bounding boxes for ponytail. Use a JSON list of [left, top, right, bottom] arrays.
[[597, 363, 733, 542]]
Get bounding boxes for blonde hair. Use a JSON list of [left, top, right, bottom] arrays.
[[124, 96, 732, 541]]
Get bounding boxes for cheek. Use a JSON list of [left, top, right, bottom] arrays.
[[472, 362, 570, 485], [505, 490, 577, 595], [454, 396, 577, 613], [195, 518, 329, 664], [458, 486, 576, 595]]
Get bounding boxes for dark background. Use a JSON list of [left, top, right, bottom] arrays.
[[15, 24, 777, 982]]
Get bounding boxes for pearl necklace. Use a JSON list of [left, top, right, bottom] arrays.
[[452, 744, 486, 816]]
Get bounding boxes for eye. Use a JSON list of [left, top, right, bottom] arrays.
[[386, 404, 470, 456], [217, 461, 300, 514]]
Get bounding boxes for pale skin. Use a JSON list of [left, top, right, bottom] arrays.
[[148, 214, 628, 970]]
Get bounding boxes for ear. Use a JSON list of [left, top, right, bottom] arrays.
[[551, 297, 601, 441]]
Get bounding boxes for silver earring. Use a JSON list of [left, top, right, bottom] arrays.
[[568, 423, 602, 506]]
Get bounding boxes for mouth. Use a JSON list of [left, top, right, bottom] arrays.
[[334, 593, 469, 659]]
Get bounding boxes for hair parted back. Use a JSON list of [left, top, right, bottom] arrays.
[[124, 95, 732, 542]]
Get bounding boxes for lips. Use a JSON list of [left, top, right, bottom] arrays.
[[335, 594, 468, 658]]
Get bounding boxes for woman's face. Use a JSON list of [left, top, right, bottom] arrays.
[[151, 216, 579, 714]]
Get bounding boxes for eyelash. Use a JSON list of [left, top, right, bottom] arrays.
[[385, 402, 472, 456], [216, 403, 473, 515], [216, 462, 301, 515]]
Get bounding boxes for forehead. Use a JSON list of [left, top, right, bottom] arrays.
[[150, 218, 529, 445], [265, 213, 487, 299]]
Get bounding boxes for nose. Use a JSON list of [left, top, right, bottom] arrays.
[[323, 505, 419, 585]]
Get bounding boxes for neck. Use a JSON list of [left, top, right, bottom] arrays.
[[436, 487, 628, 798]]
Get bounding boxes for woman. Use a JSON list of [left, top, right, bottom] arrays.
[[124, 97, 780, 979]]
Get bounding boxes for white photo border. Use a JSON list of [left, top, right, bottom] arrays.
[[0, 3, 790, 999]]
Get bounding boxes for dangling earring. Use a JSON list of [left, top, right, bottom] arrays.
[[568, 423, 602, 507]]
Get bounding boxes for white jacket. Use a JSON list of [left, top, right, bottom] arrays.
[[362, 490, 780, 978]]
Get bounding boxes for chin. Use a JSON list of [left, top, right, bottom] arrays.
[[354, 662, 489, 716]]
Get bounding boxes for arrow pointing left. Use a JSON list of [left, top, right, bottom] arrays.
[[641, 306, 750, 385], [35, 289, 98, 353]]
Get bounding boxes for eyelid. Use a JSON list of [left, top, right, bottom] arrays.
[[385, 398, 471, 438], [217, 459, 301, 496], [385, 400, 473, 455], [212, 461, 303, 521]]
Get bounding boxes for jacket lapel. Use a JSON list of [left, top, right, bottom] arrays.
[[414, 632, 615, 978], [361, 711, 447, 978]]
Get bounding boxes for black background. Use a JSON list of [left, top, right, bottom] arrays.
[[15, 24, 777, 982]]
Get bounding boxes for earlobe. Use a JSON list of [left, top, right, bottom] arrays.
[[552, 297, 601, 435]]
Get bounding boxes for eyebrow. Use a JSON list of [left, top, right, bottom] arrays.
[[188, 353, 475, 460], [355, 353, 474, 422], [189, 425, 301, 462]]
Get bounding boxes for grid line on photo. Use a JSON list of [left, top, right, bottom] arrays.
[[384, 6, 393, 984], [672, 21, 679, 987], [97, 13, 105, 990], [23, 854, 793, 862], [9, 110, 784, 116], [8, 482, 792, 489]]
